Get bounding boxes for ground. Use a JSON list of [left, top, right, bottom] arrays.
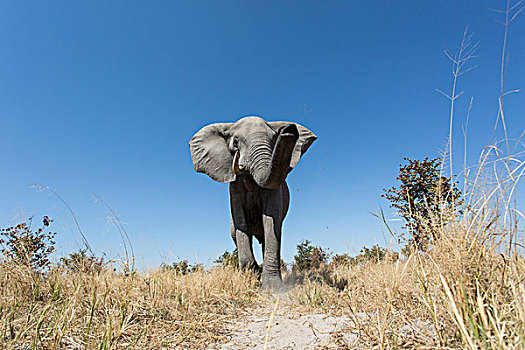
[[212, 291, 438, 350], [214, 295, 356, 349]]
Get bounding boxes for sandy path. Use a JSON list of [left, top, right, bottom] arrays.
[[214, 297, 359, 350]]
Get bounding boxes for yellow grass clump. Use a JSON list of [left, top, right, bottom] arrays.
[[0, 264, 260, 349], [288, 215, 524, 349]]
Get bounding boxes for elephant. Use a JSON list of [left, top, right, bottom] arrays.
[[189, 116, 317, 290]]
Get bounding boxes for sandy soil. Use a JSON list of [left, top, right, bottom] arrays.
[[213, 294, 436, 349], [214, 296, 360, 350]]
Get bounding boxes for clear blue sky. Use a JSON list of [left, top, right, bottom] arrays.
[[1, 1, 524, 269]]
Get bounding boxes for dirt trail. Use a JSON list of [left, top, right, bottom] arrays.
[[214, 296, 359, 350]]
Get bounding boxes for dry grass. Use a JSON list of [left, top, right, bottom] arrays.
[[287, 214, 524, 349], [2, 198, 523, 349], [0, 264, 261, 349]]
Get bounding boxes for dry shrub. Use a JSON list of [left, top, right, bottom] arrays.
[[0, 263, 260, 349]]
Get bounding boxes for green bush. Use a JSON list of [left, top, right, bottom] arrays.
[[161, 260, 202, 275], [292, 240, 330, 272], [353, 244, 399, 264], [331, 253, 352, 266], [214, 249, 239, 268], [332, 245, 399, 267]]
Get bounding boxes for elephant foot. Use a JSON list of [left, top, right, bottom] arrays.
[[261, 276, 285, 292]]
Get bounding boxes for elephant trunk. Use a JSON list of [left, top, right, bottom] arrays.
[[250, 124, 299, 189]]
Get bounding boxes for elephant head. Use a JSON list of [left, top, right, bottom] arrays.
[[189, 116, 317, 189]]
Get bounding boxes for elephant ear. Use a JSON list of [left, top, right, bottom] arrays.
[[268, 121, 317, 169], [189, 123, 236, 183]]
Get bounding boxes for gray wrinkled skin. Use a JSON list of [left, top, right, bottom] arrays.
[[189, 116, 316, 290]]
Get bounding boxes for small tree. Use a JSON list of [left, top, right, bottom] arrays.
[[332, 253, 352, 267], [332, 245, 399, 267], [292, 240, 330, 271], [382, 157, 463, 251], [0, 216, 57, 271], [161, 259, 202, 275], [214, 249, 239, 268], [356, 244, 399, 264]]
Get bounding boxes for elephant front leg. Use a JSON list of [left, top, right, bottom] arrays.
[[230, 182, 259, 272], [261, 213, 283, 291], [235, 227, 260, 272]]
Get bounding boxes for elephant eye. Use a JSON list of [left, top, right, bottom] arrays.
[[232, 138, 239, 150]]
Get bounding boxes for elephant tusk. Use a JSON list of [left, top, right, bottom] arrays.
[[232, 151, 241, 175]]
